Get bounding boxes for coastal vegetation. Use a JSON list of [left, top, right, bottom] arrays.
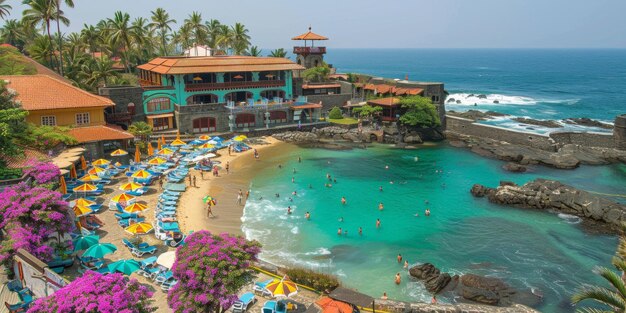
[[285, 268, 340, 292], [167, 231, 261, 313], [28, 271, 155, 312], [399, 96, 441, 128], [269, 48, 288, 58], [0, 45, 36, 74], [352, 104, 382, 121], [302, 62, 331, 82], [328, 106, 343, 119], [0, 80, 29, 161]]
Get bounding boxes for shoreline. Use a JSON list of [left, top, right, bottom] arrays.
[[178, 136, 292, 236]]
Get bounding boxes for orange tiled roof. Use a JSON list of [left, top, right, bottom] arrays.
[[292, 103, 323, 110], [137, 56, 304, 75], [302, 83, 341, 89], [0, 75, 114, 111], [367, 97, 401, 107], [68, 125, 134, 143], [292, 28, 328, 41]]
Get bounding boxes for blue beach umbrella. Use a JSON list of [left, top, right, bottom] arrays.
[[72, 235, 100, 252], [107, 259, 141, 275], [82, 243, 117, 259], [211, 136, 223, 142]]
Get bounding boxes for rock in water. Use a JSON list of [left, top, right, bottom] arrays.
[[502, 162, 527, 172]]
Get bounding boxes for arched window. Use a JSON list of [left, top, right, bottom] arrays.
[[146, 97, 171, 113]]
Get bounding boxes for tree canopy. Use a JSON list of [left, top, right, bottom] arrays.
[[352, 104, 382, 119], [302, 63, 331, 82], [0, 80, 28, 162], [398, 96, 441, 128]]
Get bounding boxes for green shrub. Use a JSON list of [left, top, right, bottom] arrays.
[[328, 107, 343, 119], [0, 168, 23, 180], [285, 267, 340, 292]]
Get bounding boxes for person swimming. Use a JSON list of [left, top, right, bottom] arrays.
[[376, 219, 381, 228], [309, 184, 313, 189], [293, 168, 297, 174], [358, 227, 362, 236], [397, 254, 402, 263], [338, 217, 344, 222], [385, 165, 389, 170], [292, 191, 297, 196], [287, 206, 292, 215], [292, 177, 295, 183], [341, 197, 347, 205], [275, 193, 280, 198], [425, 208, 431, 216], [305, 212, 310, 220], [333, 178, 337, 183], [289, 197, 293, 202], [395, 273, 401, 285], [379, 186, 383, 192], [414, 212, 419, 217], [379, 202, 384, 210], [404, 260, 409, 269], [337, 228, 342, 235]]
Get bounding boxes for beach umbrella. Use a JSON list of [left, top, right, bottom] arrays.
[[123, 202, 148, 213], [233, 74, 244, 79], [170, 139, 186, 146], [92, 159, 110, 166], [134, 148, 141, 163], [147, 157, 167, 165], [161, 134, 166, 146], [158, 148, 175, 155], [59, 175, 67, 194], [75, 198, 96, 207], [211, 136, 223, 142], [108, 259, 141, 275], [124, 222, 154, 235], [202, 196, 216, 206], [72, 234, 100, 252], [198, 143, 215, 149], [114, 161, 122, 167], [72, 204, 93, 217], [233, 135, 247, 142], [119, 182, 143, 192], [156, 251, 176, 269], [157, 137, 162, 150], [70, 164, 77, 179], [79, 174, 102, 182], [73, 183, 98, 193], [110, 149, 128, 156], [265, 275, 298, 298], [131, 170, 151, 179], [88, 166, 107, 175], [147, 142, 154, 156], [80, 156, 87, 170], [82, 243, 117, 259], [176, 131, 181, 140], [199, 135, 210, 141], [111, 193, 135, 203], [315, 297, 353, 313]]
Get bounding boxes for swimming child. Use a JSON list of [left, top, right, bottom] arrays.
[[397, 254, 402, 263], [305, 212, 310, 220], [292, 191, 297, 196], [292, 177, 295, 183], [358, 227, 362, 235], [337, 228, 342, 235], [404, 260, 409, 269], [425, 208, 431, 216], [379, 186, 383, 192], [341, 197, 346, 205], [287, 206, 292, 215]]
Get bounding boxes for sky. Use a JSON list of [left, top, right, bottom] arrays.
[[4, 0, 626, 49]]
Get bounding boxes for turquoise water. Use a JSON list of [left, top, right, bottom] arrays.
[[242, 144, 625, 312]]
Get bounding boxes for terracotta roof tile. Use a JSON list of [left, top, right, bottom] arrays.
[[137, 56, 304, 75], [302, 83, 341, 89], [367, 97, 401, 107], [292, 28, 329, 41], [292, 103, 323, 110], [0, 75, 114, 111], [68, 125, 134, 143]]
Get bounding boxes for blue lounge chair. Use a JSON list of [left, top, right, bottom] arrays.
[[115, 212, 139, 220], [4, 300, 29, 312], [132, 244, 158, 257], [139, 256, 158, 268], [6, 280, 23, 292], [78, 256, 103, 270], [118, 218, 145, 227], [47, 257, 74, 268], [155, 270, 173, 284], [232, 292, 257, 313], [161, 279, 178, 291], [122, 238, 149, 251]]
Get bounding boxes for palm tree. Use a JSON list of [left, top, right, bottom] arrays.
[[0, 0, 12, 20], [269, 48, 288, 58], [107, 11, 136, 72], [53, 0, 74, 76], [81, 24, 102, 58], [230, 22, 251, 55], [128, 121, 153, 141], [246, 46, 261, 57], [184, 11, 206, 55], [0, 20, 25, 47], [205, 19, 222, 49], [22, 0, 69, 71], [149, 8, 176, 56], [80, 58, 119, 88], [26, 34, 53, 65], [173, 23, 192, 52], [572, 225, 626, 312], [131, 17, 156, 65]]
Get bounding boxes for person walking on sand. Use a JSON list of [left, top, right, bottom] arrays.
[[159, 178, 163, 190], [193, 175, 197, 187], [226, 161, 230, 174], [207, 203, 214, 217], [188, 175, 192, 186], [228, 145, 231, 156], [200, 171, 204, 179], [246, 189, 250, 199], [237, 193, 243, 205]]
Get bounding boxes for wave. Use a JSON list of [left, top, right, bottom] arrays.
[[446, 93, 580, 106], [557, 213, 582, 224]]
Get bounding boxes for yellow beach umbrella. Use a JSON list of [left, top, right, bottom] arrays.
[[199, 135, 210, 140], [111, 193, 135, 203], [75, 198, 96, 206], [79, 174, 102, 182], [119, 182, 143, 192], [198, 143, 215, 149], [92, 159, 110, 166], [158, 148, 174, 155], [147, 142, 154, 156], [88, 166, 106, 175], [110, 149, 128, 156], [134, 148, 141, 163], [233, 135, 247, 142], [70, 164, 77, 179], [265, 276, 298, 298], [147, 157, 167, 165], [131, 170, 151, 178], [125, 222, 153, 235], [170, 139, 186, 146], [72, 204, 93, 217], [123, 202, 148, 213], [59, 175, 67, 194], [73, 183, 98, 192]]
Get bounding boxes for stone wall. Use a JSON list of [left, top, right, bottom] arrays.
[[549, 131, 616, 149], [98, 86, 145, 121], [306, 93, 353, 113], [446, 116, 556, 151], [615, 114, 626, 150], [175, 104, 294, 134]]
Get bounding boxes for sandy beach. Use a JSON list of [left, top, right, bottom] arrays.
[[178, 136, 290, 236]]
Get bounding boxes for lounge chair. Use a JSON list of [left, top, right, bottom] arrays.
[[4, 301, 28, 313], [6, 280, 23, 292], [253, 279, 274, 297], [161, 279, 178, 291], [132, 244, 158, 257], [115, 212, 139, 220], [46, 257, 74, 268], [118, 217, 145, 227], [122, 238, 150, 251], [155, 270, 173, 284], [78, 256, 104, 270], [159, 194, 179, 201], [139, 256, 158, 268], [232, 292, 257, 313]]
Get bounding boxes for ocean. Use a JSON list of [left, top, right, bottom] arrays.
[[241, 50, 626, 312]]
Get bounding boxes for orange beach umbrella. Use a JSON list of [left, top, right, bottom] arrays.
[[72, 205, 93, 217], [75, 198, 96, 206], [70, 164, 77, 179], [157, 137, 162, 150], [79, 174, 102, 182], [170, 139, 186, 146], [88, 166, 106, 175], [59, 176, 67, 194], [73, 183, 98, 192], [134, 148, 141, 163], [264, 275, 298, 298], [119, 182, 144, 192], [198, 143, 215, 149], [123, 202, 148, 213], [147, 157, 167, 165], [131, 170, 151, 178], [92, 159, 110, 166], [125, 222, 153, 235], [80, 156, 87, 170], [161, 134, 166, 146], [199, 135, 210, 140], [158, 148, 174, 155], [110, 149, 128, 156], [111, 193, 135, 203], [147, 142, 154, 156]]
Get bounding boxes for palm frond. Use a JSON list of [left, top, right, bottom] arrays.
[[572, 285, 625, 311]]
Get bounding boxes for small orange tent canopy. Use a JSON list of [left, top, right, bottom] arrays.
[[315, 297, 353, 313]]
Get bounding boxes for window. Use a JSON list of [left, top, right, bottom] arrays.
[[152, 117, 170, 131], [41, 116, 56, 126], [431, 95, 440, 102], [146, 97, 171, 113], [76, 113, 90, 125]]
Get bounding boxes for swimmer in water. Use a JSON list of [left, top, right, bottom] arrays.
[[379, 186, 383, 192], [287, 206, 292, 215], [333, 178, 337, 183], [379, 202, 384, 211], [385, 165, 389, 169], [358, 227, 362, 236], [293, 168, 297, 174], [389, 181, 394, 184], [376, 218, 381, 228], [292, 191, 297, 196], [338, 217, 344, 222], [397, 254, 402, 263], [425, 208, 431, 216], [275, 193, 280, 198], [292, 177, 295, 183], [344, 230, 348, 236], [341, 197, 346, 205], [424, 200, 429, 204], [305, 212, 310, 220], [414, 212, 419, 217], [309, 184, 313, 189], [404, 260, 409, 269], [337, 228, 342, 235], [278, 164, 282, 169], [395, 273, 401, 285]]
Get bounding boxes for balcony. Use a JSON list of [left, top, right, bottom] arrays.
[[139, 79, 175, 91], [225, 101, 294, 113], [184, 80, 286, 92], [293, 46, 326, 55]]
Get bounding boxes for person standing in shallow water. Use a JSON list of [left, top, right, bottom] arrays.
[[395, 273, 401, 285], [341, 197, 347, 205], [397, 254, 402, 263], [376, 219, 381, 228]]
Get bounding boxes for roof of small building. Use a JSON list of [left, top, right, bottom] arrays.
[[0, 75, 114, 111], [302, 83, 341, 89], [137, 56, 305, 74], [292, 103, 323, 110], [292, 27, 329, 41], [68, 125, 134, 143], [367, 97, 401, 107]]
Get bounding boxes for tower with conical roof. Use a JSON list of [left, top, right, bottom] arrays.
[[292, 27, 328, 69]]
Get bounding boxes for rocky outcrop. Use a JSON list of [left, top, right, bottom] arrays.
[[564, 117, 614, 130], [502, 162, 527, 172], [272, 131, 319, 143], [447, 110, 508, 121], [409, 263, 542, 307], [470, 179, 626, 231], [512, 118, 562, 128]]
